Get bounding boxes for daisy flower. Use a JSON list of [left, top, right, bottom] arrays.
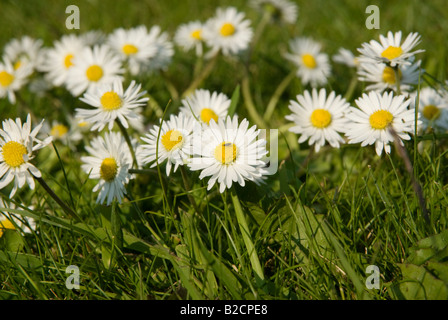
[[411, 87, 448, 132], [76, 77, 148, 131], [285, 88, 350, 152], [0, 199, 36, 238], [39, 34, 86, 87], [0, 57, 33, 104], [357, 58, 422, 93], [66, 44, 124, 97], [174, 21, 205, 56], [284, 37, 331, 87], [202, 7, 253, 56], [249, 0, 299, 25], [140, 112, 195, 176], [107, 26, 158, 76], [188, 115, 268, 193], [3, 36, 45, 73], [357, 31, 424, 67], [0, 114, 52, 198], [140, 25, 174, 73], [81, 131, 133, 205], [332, 47, 359, 69], [345, 91, 418, 156], [179, 89, 231, 126]]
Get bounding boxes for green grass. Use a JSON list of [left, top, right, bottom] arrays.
[[1, 0, 448, 300]]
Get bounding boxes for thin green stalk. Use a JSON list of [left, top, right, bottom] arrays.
[[242, 75, 268, 129], [116, 120, 138, 169], [180, 165, 199, 213], [343, 72, 358, 102], [182, 52, 219, 98], [388, 126, 430, 225], [263, 69, 296, 123], [156, 100, 173, 214], [35, 175, 80, 222], [394, 66, 401, 96], [230, 189, 265, 286]]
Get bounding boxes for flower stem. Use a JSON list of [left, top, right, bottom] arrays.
[[394, 66, 401, 96], [242, 75, 268, 129], [388, 126, 430, 225], [180, 165, 199, 213], [35, 175, 80, 221], [182, 52, 219, 98], [263, 69, 296, 123], [343, 73, 358, 102], [116, 120, 138, 169]]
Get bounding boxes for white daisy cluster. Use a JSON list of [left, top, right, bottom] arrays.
[[139, 88, 269, 193], [356, 31, 424, 94], [285, 31, 437, 156], [0, 36, 45, 104], [3, 25, 174, 101], [2, 1, 448, 216], [174, 6, 254, 57]]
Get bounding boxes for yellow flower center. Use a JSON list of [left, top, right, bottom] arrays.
[[122, 44, 139, 56], [220, 23, 236, 37], [0, 71, 14, 88], [161, 130, 184, 151], [214, 142, 237, 165], [200, 108, 219, 124], [382, 66, 402, 84], [422, 104, 440, 121], [310, 109, 332, 128], [369, 110, 394, 130], [51, 124, 69, 138], [302, 53, 317, 69], [100, 157, 118, 182], [86, 64, 103, 82], [2, 141, 27, 168], [100, 91, 122, 111], [0, 218, 16, 237], [191, 29, 202, 40], [64, 54, 74, 69], [381, 46, 403, 61]]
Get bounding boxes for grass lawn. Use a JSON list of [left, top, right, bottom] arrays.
[[1, 0, 448, 301]]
